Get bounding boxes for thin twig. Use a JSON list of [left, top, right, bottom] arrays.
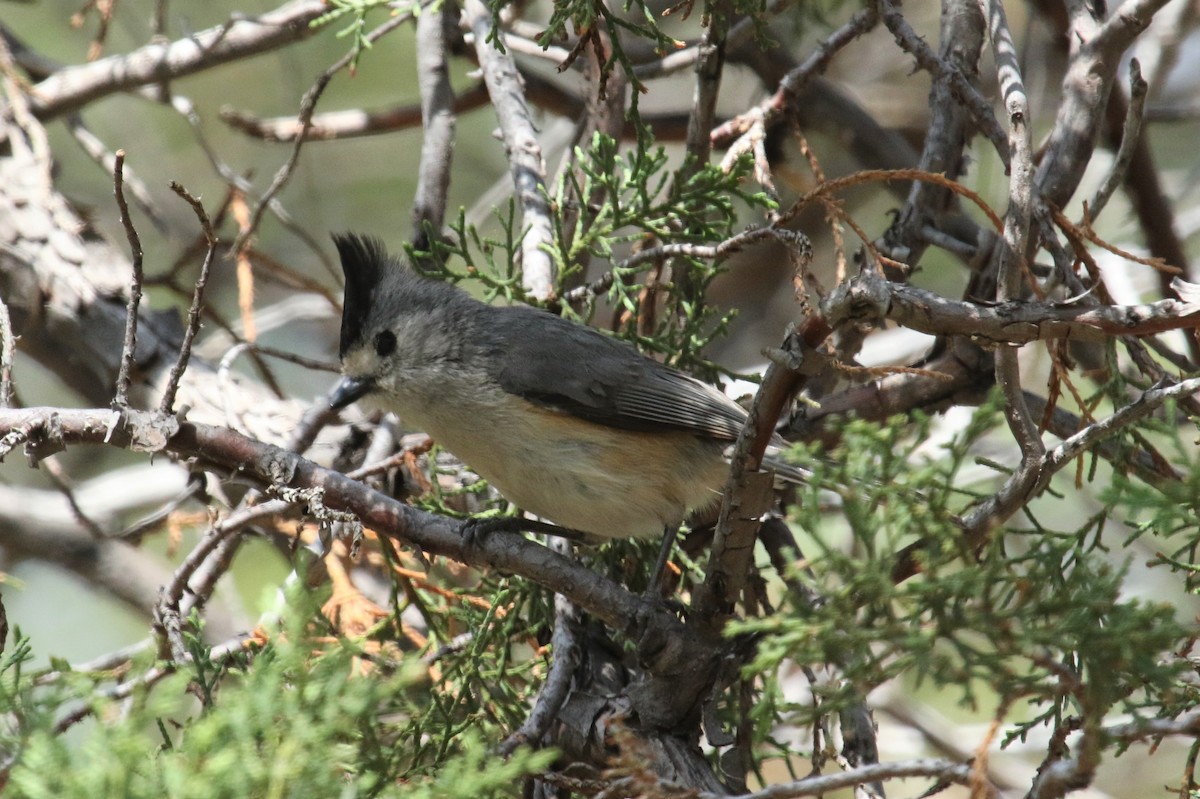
[[1138, 0, 1197, 106], [217, 343, 253, 433], [229, 11, 412, 261], [984, 0, 1042, 465], [1099, 48, 1196, 364], [632, 0, 793, 81], [0, 296, 13, 408], [111, 150, 143, 409], [878, 0, 1009, 168], [226, 78, 325, 261], [220, 83, 491, 143], [779, 168, 1004, 233], [497, 537, 580, 756], [41, 456, 108, 539], [117, 474, 205, 542], [1041, 209, 1197, 419], [1087, 59, 1149, 224], [169, 92, 337, 281], [697, 758, 981, 799], [959, 375, 1200, 551], [64, 113, 169, 234], [711, 0, 879, 146], [36, 639, 154, 684], [619, 226, 812, 274], [54, 632, 261, 733], [286, 400, 343, 457], [891, 369, 1200, 583], [876, 0, 987, 277], [160, 182, 218, 416], [681, 7, 727, 171]]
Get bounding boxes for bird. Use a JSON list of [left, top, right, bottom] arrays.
[[328, 232, 775, 546]]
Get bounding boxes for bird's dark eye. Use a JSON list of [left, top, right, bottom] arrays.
[[374, 330, 397, 357]]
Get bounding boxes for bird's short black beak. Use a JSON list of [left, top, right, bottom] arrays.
[[329, 375, 374, 409]]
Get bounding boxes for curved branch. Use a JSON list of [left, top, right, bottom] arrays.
[[827, 268, 1200, 345], [701, 757, 979, 799], [19, 1, 328, 121], [1035, 0, 1174, 207], [0, 406, 713, 686]]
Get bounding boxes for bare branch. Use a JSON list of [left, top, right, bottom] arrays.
[[1035, 0, 1174, 207], [21, 0, 329, 120], [828, 268, 1200, 344], [65, 113, 168, 234], [955, 374, 1200, 551], [165, 93, 335, 281], [217, 83, 489, 142], [614, 225, 812, 275], [111, 150, 143, 409], [626, 0, 789, 82], [41, 455, 108, 539], [461, 0, 557, 300], [682, 10, 727, 170], [54, 632, 262, 733], [699, 758, 981, 799], [1099, 51, 1196, 365], [0, 407, 702, 682], [877, 0, 1008, 169], [229, 11, 412, 260], [1104, 710, 1200, 744], [984, 0, 1042, 465], [497, 539, 580, 756], [0, 294, 13, 408], [412, 0, 459, 260], [1087, 59, 1149, 224], [160, 182, 217, 416], [0, 469, 245, 638], [711, 0, 879, 147]]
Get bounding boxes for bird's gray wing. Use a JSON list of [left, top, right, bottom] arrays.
[[479, 305, 749, 440]]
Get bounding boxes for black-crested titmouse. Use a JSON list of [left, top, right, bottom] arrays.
[[328, 233, 773, 541]]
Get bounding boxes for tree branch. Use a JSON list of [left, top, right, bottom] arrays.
[[461, 0, 557, 300], [700, 758, 981, 799], [1035, 0, 1174, 207], [0, 407, 716, 699], [411, 0, 459, 260], [111, 150, 143, 409], [985, 0, 1042, 466], [827, 267, 1200, 345], [878, 0, 1007, 168], [18, 0, 329, 121]]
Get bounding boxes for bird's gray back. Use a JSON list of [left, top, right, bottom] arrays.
[[477, 305, 749, 441]]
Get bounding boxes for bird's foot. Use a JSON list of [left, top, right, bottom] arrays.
[[458, 516, 588, 551]]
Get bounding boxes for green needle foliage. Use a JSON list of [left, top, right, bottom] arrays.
[[0, 594, 554, 799], [731, 397, 1198, 767], [422, 131, 774, 379]]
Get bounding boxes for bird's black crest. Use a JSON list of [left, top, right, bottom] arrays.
[[333, 232, 391, 359]]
